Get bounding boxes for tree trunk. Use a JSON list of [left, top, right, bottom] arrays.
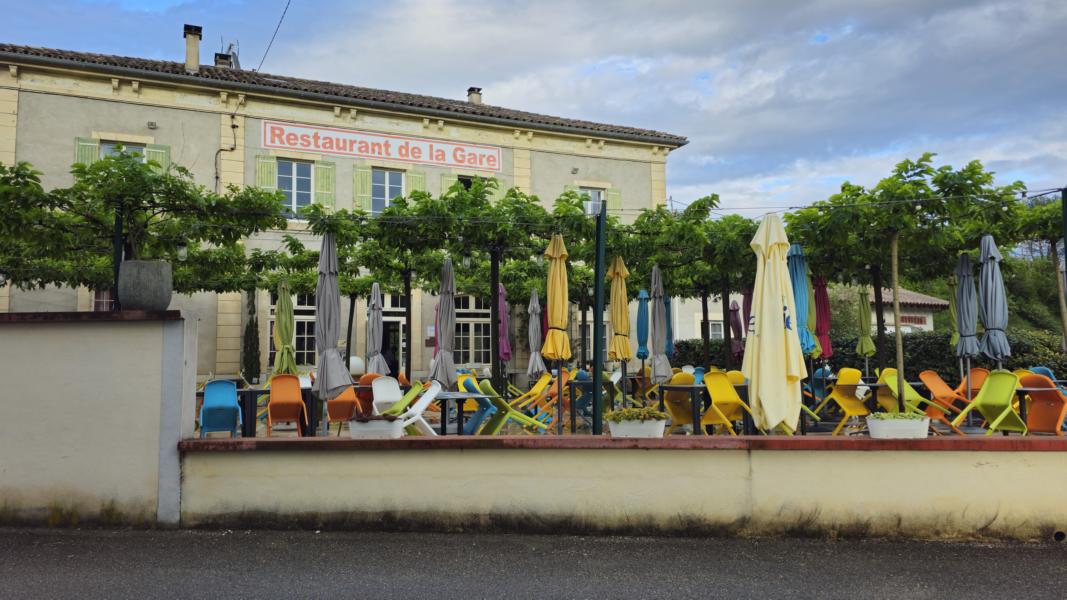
[[871, 265, 888, 372], [720, 281, 732, 370], [700, 290, 710, 368], [345, 293, 356, 365], [403, 269, 412, 379], [1050, 239, 1067, 349], [890, 232, 905, 412]]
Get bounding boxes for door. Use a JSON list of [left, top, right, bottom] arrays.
[[382, 321, 402, 376]]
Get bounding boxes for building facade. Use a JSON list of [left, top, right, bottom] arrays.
[[0, 24, 696, 379]]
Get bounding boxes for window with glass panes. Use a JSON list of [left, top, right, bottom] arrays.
[[579, 187, 604, 207], [372, 168, 404, 213], [454, 295, 492, 365], [100, 141, 145, 161], [269, 293, 317, 366], [277, 159, 313, 215], [91, 289, 115, 311], [579, 320, 608, 362], [709, 322, 724, 339]]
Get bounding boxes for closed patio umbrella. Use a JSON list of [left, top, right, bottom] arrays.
[[742, 288, 753, 333], [978, 235, 1011, 366], [813, 277, 833, 359], [729, 300, 745, 363], [807, 271, 822, 358], [649, 265, 672, 384], [315, 233, 353, 404], [366, 282, 390, 375], [786, 244, 817, 355], [272, 279, 298, 375], [429, 258, 458, 391], [856, 287, 876, 376], [541, 234, 571, 434], [955, 254, 979, 401], [948, 275, 960, 349], [741, 214, 806, 433], [526, 290, 547, 379], [664, 295, 675, 358], [608, 256, 633, 407], [636, 289, 650, 361], [497, 283, 512, 363]]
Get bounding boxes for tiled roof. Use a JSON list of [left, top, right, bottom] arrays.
[[875, 288, 950, 309], [0, 43, 688, 147]]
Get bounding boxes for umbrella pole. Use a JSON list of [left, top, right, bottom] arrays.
[[640, 359, 646, 404], [620, 361, 628, 409], [556, 360, 564, 435]]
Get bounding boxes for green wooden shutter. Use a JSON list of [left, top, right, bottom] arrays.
[[489, 177, 507, 202], [74, 137, 99, 165], [440, 172, 458, 194], [606, 188, 622, 212], [354, 165, 372, 212], [144, 144, 171, 172], [407, 170, 426, 194], [255, 155, 277, 190], [314, 161, 336, 209]]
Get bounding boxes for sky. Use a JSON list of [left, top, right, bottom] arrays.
[[3, 0, 1065, 213]]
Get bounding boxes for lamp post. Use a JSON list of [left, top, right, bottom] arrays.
[[586, 197, 608, 435]]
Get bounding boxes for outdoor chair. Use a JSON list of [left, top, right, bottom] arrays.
[[803, 367, 833, 413], [1018, 373, 1067, 435], [200, 379, 242, 438], [951, 369, 1027, 435], [388, 381, 441, 436], [477, 380, 548, 435], [681, 365, 695, 374], [529, 369, 571, 426], [822, 368, 869, 436], [701, 370, 754, 436], [662, 372, 704, 434], [692, 367, 706, 385], [1029, 367, 1067, 396], [266, 374, 308, 437], [462, 377, 497, 434], [918, 370, 969, 412], [875, 369, 959, 433], [510, 373, 552, 413], [954, 367, 989, 403], [371, 376, 404, 415], [397, 372, 411, 387], [326, 386, 360, 435], [355, 373, 383, 414]]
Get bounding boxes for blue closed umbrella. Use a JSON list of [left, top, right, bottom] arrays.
[[978, 235, 1011, 365], [664, 295, 675, 358], [786, 243, 817, 355], [635, 289, 650, 360]]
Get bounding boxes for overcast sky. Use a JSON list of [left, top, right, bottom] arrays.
[[4, 0, 1064, 212]]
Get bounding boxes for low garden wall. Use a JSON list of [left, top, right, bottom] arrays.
[[180, 437, 1067, 541]]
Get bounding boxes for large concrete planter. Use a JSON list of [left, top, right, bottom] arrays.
[[118, 260, 173, 311], [867, 416, 930, 439], [608, 419, 667, 438]]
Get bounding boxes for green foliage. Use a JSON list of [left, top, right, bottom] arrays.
[[604, 406, 669, 423], [867, 412, 927, 421]]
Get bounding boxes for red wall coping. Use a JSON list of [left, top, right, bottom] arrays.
[[179, 435, 1067, 453], [0, 310, 183, 323]]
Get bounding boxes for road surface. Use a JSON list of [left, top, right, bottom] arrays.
[[1, 528, 1065, 599]]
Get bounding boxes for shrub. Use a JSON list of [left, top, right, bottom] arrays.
[[605, 407, 669, 423]]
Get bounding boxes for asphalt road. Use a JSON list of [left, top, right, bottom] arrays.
[[2, 528, 1066, 599]]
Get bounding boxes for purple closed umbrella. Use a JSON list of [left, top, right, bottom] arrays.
[[742, 289, 753, 334], [497, 283, 512, 362], [729, 300, 745, 363]]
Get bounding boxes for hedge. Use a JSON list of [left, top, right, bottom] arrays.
[[671, 330, 1067, 380]]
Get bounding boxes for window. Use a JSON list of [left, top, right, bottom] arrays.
[[579, 187, 604, 206], [372, 168, 404, 213], [277, 159, 313, 215], [709, 322, 724, 339], [91, 289, 115, 312], [458, 175, 476, 190], [453, 294, 491, 365], [100, 141, 145, 161], [269, 293, 317, 366], [579, 322, 608, 362]]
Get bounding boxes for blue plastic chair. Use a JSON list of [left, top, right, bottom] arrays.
[[200, 379, 242, 438], [1031, 366, 1067, 393], [693, 367, 706, 385], [804, 367, 832, 407], [462, 377, 497, 435], [573, 370, 593, 418]]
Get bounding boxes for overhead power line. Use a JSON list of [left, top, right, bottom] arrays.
[[255, 0, 291, 73]]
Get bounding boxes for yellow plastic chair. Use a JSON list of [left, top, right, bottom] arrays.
[[662, 372, 703, 434], [822, 368, 870, 436], [510, 372, 552, 412], [702, 370, 753, 435], [876, 368, 960, 434]]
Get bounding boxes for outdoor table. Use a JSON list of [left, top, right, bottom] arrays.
[[658, 384, 707, 435], [435, 391, 488, 436]]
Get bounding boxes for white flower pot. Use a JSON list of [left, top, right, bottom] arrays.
[[348, 419, 405, 439], [867, 416, 930, 439], [608, 419, 667, 438]]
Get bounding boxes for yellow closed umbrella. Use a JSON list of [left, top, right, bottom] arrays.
[[607, 256, 633, 362], [541, 234, 572, 361], [741, 214, 807, 433]]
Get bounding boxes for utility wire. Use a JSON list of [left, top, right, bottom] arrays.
[[255, 0, 291, 73]]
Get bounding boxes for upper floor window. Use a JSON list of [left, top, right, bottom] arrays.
[[100, 141, 145, 161], [579, 187, 604, 206], [372, 168, 404, 213], [277, 159, 313, 214]]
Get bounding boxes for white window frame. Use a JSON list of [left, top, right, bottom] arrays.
[[371, 168, 405, 213], [277, 158, 315, 215], [100, 141, 146, 162], [269, 292, 317, 367], [453, 295, 491, 366]]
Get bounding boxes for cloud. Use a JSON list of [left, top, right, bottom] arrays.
[[2, 0, 1064, 211]]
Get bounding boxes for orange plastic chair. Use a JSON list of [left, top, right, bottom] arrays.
[[356, 373, 382, 414], [919, 370, 968, 411], [325, 386, 359, 436], [397, 372, 411, 387], [530, 369, 571, 425], [266, 374, 308, 436], [954, 368, 989, 403], [1019, 373, 1067, 435]]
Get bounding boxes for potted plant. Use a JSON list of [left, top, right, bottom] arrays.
[[866, 412, 930, 439], [605, 406, 670, 438]]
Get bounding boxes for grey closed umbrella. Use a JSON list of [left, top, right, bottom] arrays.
[[954, 254, 979, 359], [649, 265, 673, 384], [978, 234, 1011, 365], [314, 233, 353, 401], [526, 289, 547, 379], [366, 282, 390, 375], [429, 258, 458, 390]]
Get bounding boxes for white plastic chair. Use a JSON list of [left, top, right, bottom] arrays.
[[371, 376, 403, 415], [400, 381, 442, 436], [681, 365, 695, 374], [348, 356, 366, 376]]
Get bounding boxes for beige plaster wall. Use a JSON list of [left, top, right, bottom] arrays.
[[0, 321, 164, 523], [181, 448, 1067, 540]]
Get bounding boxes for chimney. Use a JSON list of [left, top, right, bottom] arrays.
[[214, 52, 234, 68], [183, 24, 202, 74], [467, 86, 482, 105]]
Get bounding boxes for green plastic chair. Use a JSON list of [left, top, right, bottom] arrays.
[[951, 369, 1027, 435], [381, 382, 424, 435], [478, 380, 549, 435]]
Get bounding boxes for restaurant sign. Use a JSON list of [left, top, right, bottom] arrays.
[[262, 120, 501, 172]]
